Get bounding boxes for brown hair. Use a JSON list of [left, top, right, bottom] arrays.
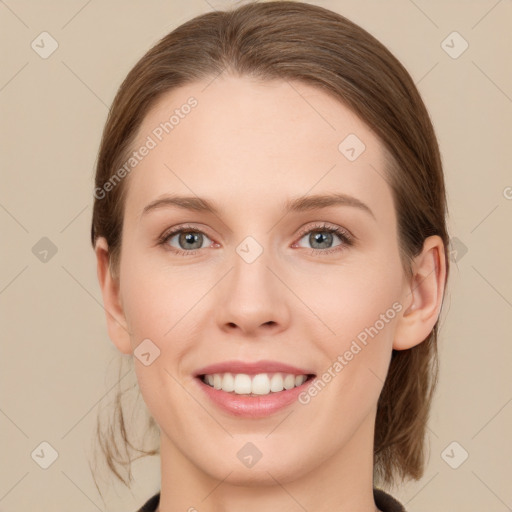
[[90, 0, 450, 493]]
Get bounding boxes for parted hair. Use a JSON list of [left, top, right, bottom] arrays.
[[90, 0, 450, 493]]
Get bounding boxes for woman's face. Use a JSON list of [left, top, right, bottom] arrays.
[[106, 75, 415, 484]]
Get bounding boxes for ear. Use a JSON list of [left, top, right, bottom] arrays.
[[95, 237, 133, 354], [394, 235, 447, 350]]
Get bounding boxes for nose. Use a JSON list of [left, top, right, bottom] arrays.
[[215, 247, 291, 337]]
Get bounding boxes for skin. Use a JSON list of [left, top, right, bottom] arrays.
[[95, 74, 446, 512]]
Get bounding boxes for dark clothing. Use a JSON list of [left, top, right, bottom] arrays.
[[136, 488, 406, 511]]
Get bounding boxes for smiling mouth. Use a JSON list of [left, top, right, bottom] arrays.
[[198, 372, 316, 396]]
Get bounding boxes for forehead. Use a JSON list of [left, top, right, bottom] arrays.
[[123, 74, 394, 226]]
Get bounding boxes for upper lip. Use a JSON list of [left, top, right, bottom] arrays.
[[194, 360, 315, 377]]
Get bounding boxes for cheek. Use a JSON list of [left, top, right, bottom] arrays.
[[306, 257, 403, 390], [305, 267, 402, 416], [122, 264, 201, 433], [119, 250, 202, 345], [305, 257, 402, 338]]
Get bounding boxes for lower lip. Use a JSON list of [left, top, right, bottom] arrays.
[[195, 376, 315, 418]]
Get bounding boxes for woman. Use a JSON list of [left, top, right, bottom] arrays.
[[91, 2, 450, 511]]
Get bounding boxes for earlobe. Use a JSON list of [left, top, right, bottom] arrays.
[[393, 235, 447, 350], [95, 237, 133, 354]]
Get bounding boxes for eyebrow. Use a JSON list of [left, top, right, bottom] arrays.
[[141, 192, 375, 220]]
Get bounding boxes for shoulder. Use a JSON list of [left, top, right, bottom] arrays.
[[374, 487, 407, 512]]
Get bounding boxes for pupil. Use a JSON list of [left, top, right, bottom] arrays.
[[311, 231, 332, 249], [181, 232, 201, 249]]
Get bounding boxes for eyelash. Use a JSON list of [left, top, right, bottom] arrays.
[[157, 222, 354, 257]]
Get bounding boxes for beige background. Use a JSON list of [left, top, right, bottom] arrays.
[[1, 0, 511, 511]]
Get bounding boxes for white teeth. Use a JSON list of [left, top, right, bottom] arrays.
[[234, 374, 252, 394], [270, 373, 284, 392], [295, 375, 306, 387], [221, 372, 234, 392], [283, 374, 296, 390], [251, 373, 270, 395], [202, 372, 309, 395]]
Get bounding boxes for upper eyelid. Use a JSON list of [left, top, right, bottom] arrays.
[[297, 222, 349, 235]]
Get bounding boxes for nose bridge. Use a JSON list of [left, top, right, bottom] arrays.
[[233, 241, 273, 295], [215, 236, 289, 333]]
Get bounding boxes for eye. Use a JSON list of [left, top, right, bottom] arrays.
[[293, 222, 354, 254], [158, 224, 214, 255], [157, 222, 354, 257]]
